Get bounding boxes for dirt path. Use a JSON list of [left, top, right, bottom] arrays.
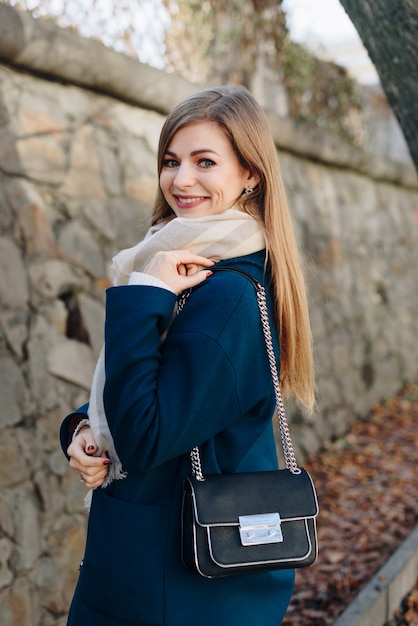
[[283, 383, 418, 626]]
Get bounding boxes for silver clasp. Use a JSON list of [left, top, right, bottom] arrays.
[[239, 512, 283, 546]]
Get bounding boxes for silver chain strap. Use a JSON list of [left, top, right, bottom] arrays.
[[255, 283, 301, 475], [177, 278, 301, 481]]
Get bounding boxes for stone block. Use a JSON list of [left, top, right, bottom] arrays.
[[29, 259, 82, 300], [0, 179, 14, 231], [35, 409, 68, 455], [0, 238, 29, 308], [35, 519, 85, 616], [296, 424, 322, 458], [78, 292, 105, 358], [13, 490, 41, 573], [47, 338, 95, 390], [0, 128, 23, 176], [0, 429, 32, 488], [94, 125, 123, 197], [0, 538, 13, 589], [62, 125, 106, 198], [5, 179, 57, 257], [0, 491, 14, 537], [0, 357, 32, 429], [58, 220, 105, 277], [81, 198, 117, 241], [108, 197, 153, 249], [0, 310, 29, 359], [33, 469, 64, 518], [16, 134, 66, 184], [0, 577, 33, 626], [18, 93, 68, 136], [43, 300, 68, 336], [110, 104, 164, 150], [27, 336, 61, 414]]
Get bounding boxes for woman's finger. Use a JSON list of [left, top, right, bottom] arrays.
[[143, 251, 215, 293], [180, 269, 214, 290], [69, 455, 110, 474], [168, 251, 215, 267], [184, 263, 201, 276], [68, 435, 112, 472], [79, 466, 109, 489], [82, 430, 99, 455]]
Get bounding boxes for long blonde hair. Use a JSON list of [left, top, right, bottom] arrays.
[[152, 85, 314, 411]]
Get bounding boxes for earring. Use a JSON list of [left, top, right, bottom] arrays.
[[243, 187, 253, 195]]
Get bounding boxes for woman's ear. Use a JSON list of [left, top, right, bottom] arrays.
[[245, 171, 260, 190]]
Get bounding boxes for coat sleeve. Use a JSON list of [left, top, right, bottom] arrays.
[[103, 275, 276, 472], [59, 404, 89, 458]]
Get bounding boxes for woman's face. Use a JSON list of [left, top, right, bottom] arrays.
[[159, 121, 258, 219]]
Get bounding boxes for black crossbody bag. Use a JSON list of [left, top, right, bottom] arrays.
[[180, 267, 319, 578]]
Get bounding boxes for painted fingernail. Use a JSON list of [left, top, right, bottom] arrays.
[[87, 445, 95, 452], [103, 459, 112, 466], [206, 271, 213, 277]]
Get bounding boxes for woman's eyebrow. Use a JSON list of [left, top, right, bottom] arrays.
[[190, 149, 220, 157], [164, 148, 220, 157]]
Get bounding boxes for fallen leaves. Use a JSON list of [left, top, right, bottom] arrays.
[[392, 584, 418, 625], [283, 383, 418, 626]]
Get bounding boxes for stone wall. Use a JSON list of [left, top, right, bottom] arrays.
[[0, 6, 417, 626]]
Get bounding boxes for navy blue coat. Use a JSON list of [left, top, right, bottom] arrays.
[[60, 251, 295, 625]]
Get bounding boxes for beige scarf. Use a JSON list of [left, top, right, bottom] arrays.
[[84, 206, 265, 508], [112, 206, 265, 285]]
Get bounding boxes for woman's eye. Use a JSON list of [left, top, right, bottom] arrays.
[[162, 159, 179, 168], [199, 159, 215, 169]]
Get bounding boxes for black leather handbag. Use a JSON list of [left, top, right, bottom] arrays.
[[180, 268, 319, 578]]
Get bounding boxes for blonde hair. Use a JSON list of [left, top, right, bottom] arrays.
[[152, 85, 314, 411]]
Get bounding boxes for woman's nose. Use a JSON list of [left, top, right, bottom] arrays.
[[173, 163, 194, 188]]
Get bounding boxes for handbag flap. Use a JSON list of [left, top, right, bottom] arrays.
[[186, 468, 318, 526]]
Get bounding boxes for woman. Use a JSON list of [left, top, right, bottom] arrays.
[[60, 84, 315, 625]]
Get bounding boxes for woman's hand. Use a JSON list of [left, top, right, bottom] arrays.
[[67, 427, 111, 490], [143, 251, 214, 294]]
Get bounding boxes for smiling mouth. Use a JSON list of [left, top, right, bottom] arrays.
[[174, 196, 207, 205]]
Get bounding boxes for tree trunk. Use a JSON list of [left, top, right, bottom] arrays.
[[339, 0, 418, 170]]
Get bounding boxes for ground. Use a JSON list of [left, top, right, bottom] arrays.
[[283, 383, 418, 626]]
